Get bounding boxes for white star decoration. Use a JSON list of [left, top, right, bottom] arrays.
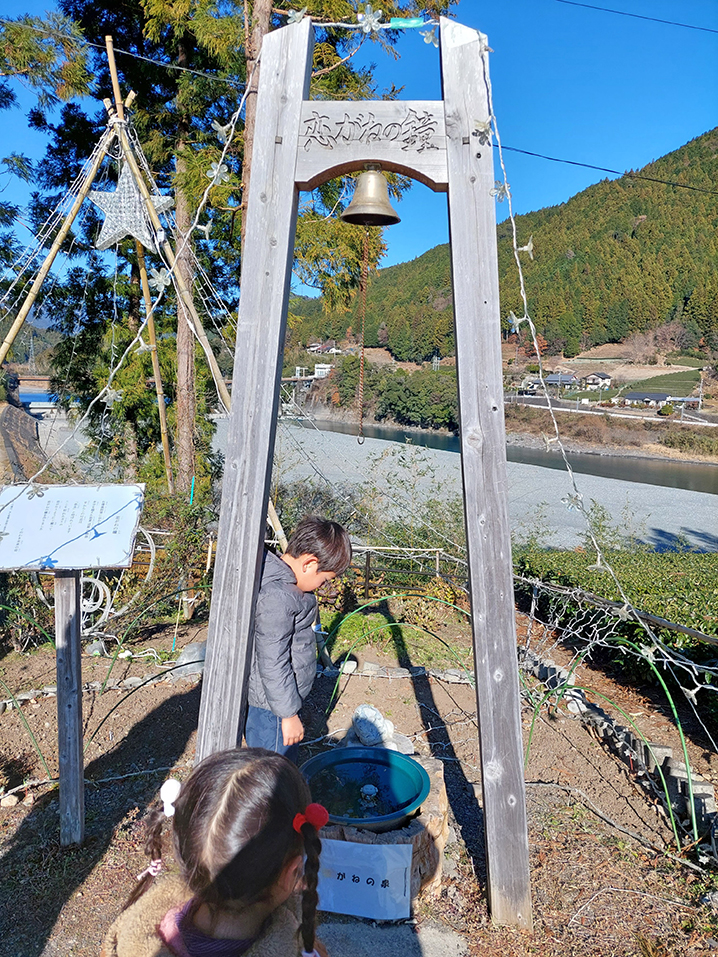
[[88, 163, 173, 253]]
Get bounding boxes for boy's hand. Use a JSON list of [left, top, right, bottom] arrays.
[[282, 714, 304, 746]]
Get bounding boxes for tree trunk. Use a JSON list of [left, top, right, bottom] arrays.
[[128, 258, 140, 333], [174, 36, 197, 495], [240, 0, 273, 251], [174, 175, 196, 494]]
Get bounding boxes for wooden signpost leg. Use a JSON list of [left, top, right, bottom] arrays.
[[441, 18, 532, 929], [54, 570, 84, 846], [195, 20, 314, 760]]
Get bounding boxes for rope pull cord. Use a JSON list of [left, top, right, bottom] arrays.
[[357, 227, 370, 445]]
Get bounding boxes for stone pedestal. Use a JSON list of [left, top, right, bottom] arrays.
[[320, 757, 449, 900]]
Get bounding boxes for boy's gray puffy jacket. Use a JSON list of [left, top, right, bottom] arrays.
[[247, 549, 318, 719]]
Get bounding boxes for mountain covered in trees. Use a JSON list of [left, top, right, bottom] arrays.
[[290, 127, 718, 361]]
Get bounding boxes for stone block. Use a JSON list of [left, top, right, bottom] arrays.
[[361, 662, 381, 675], [538, 659, 555, 682], [440, 669, 465, 684], [320, 757, 449, 902], [666, 757, 689, 780], [564, 688, 588, 714], [122, 676, 145, 690], [646, 742, 672, 774], [170, 641, 206, 680]]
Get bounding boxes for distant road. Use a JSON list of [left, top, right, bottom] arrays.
[[504, 396, 718, 427]]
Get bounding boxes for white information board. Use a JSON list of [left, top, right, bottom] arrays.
[[317, 839, 412, 921], [0, 484, 145, 571]]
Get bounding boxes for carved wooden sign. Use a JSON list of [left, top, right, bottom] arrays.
[[295, 101, 448, 191]]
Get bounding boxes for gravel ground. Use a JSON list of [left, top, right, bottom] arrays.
[[37, 412, 718, 552], [271, 420, 718, 552]]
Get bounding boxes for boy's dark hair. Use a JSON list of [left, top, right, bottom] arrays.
[[286, 514, 352, 574], [126, 748, 321, 953]]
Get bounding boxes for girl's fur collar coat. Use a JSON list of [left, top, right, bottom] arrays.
[[100, 874, 304, 957]]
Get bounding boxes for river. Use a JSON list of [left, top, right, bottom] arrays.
[[302, 417, 718, 496], [263, 416, 718, 552], [38, 409, 718, 551]]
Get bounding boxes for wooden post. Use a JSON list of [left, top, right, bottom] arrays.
[[364, 550, 371, 601], [136, 241, 174, 493], [0, 126, 116, 367], [441, 18, 532, 929], [195, 20, 313, 760], [54, 571, 84, 846], [191, 16, 532, 929]]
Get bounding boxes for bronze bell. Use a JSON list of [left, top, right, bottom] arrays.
[[340, 170, 401, 227]]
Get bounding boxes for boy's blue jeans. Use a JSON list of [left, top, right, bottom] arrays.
[[245, 705, 299, 763]]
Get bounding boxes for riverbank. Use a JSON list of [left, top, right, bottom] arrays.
[[504, 428, 718, 467], [33, 410, 718, 551], [272, 420, 718, 552], [307, 407, 718, 468]]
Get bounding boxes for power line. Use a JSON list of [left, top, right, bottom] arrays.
[[95, 43, 243, 87], [496, 143, 718, 196], [553, 0, 718, 35], [3, 16, 717, 199]]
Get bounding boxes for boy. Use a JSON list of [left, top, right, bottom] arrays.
[[245, 515, 352, 760]]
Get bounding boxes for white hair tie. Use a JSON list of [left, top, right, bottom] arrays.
[[137, 859, 163, 880], [302, 951, 320, 957], [160, 778, 182, 817]]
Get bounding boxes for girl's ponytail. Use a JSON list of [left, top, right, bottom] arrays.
[[122, 805, 166, 911], [299, 822, 322, 954], [122, 777, 181, 911]]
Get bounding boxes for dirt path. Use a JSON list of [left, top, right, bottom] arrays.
[[0, 616, 716, 956]]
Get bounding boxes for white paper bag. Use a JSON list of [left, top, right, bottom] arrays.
[[317, 839, 412, 921]]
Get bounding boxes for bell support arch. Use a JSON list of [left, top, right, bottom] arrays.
[[196, 16, 532, 930]]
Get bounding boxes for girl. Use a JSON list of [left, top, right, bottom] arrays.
[[101, 748, 329, 957]]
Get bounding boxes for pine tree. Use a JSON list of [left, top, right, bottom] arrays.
[[10, 0, 453, 490]]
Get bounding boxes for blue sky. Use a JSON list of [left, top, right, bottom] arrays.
[[2, 0, 717, 278], [361, 0, 718, 266]]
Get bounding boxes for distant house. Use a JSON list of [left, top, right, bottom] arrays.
[[584, 371, 612, 390], [544, 373, 578, 389], [622, 391, 670, 408], [518, 377, 540, 394], [314, 363, 333, 379], [669, 396, 700, 408]]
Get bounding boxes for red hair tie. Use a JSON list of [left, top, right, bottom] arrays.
[[293, 803, 329, 832]]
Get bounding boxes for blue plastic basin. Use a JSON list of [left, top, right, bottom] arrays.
[[300, 747, 431, 833]]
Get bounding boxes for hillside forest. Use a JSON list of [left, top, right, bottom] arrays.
[[289, 127, 718, 363]]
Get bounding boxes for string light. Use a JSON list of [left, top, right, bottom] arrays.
[[517, 235, 534, 260], [211, 119, 233, 144], [357, 4, 384, 33], [489, 181, 509, 202], [205, 161, 231, 185]]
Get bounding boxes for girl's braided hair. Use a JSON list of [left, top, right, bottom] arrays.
[[124, 748, 321, 952]]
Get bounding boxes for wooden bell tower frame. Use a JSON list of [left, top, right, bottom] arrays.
[[196, 17, 532, 929]]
